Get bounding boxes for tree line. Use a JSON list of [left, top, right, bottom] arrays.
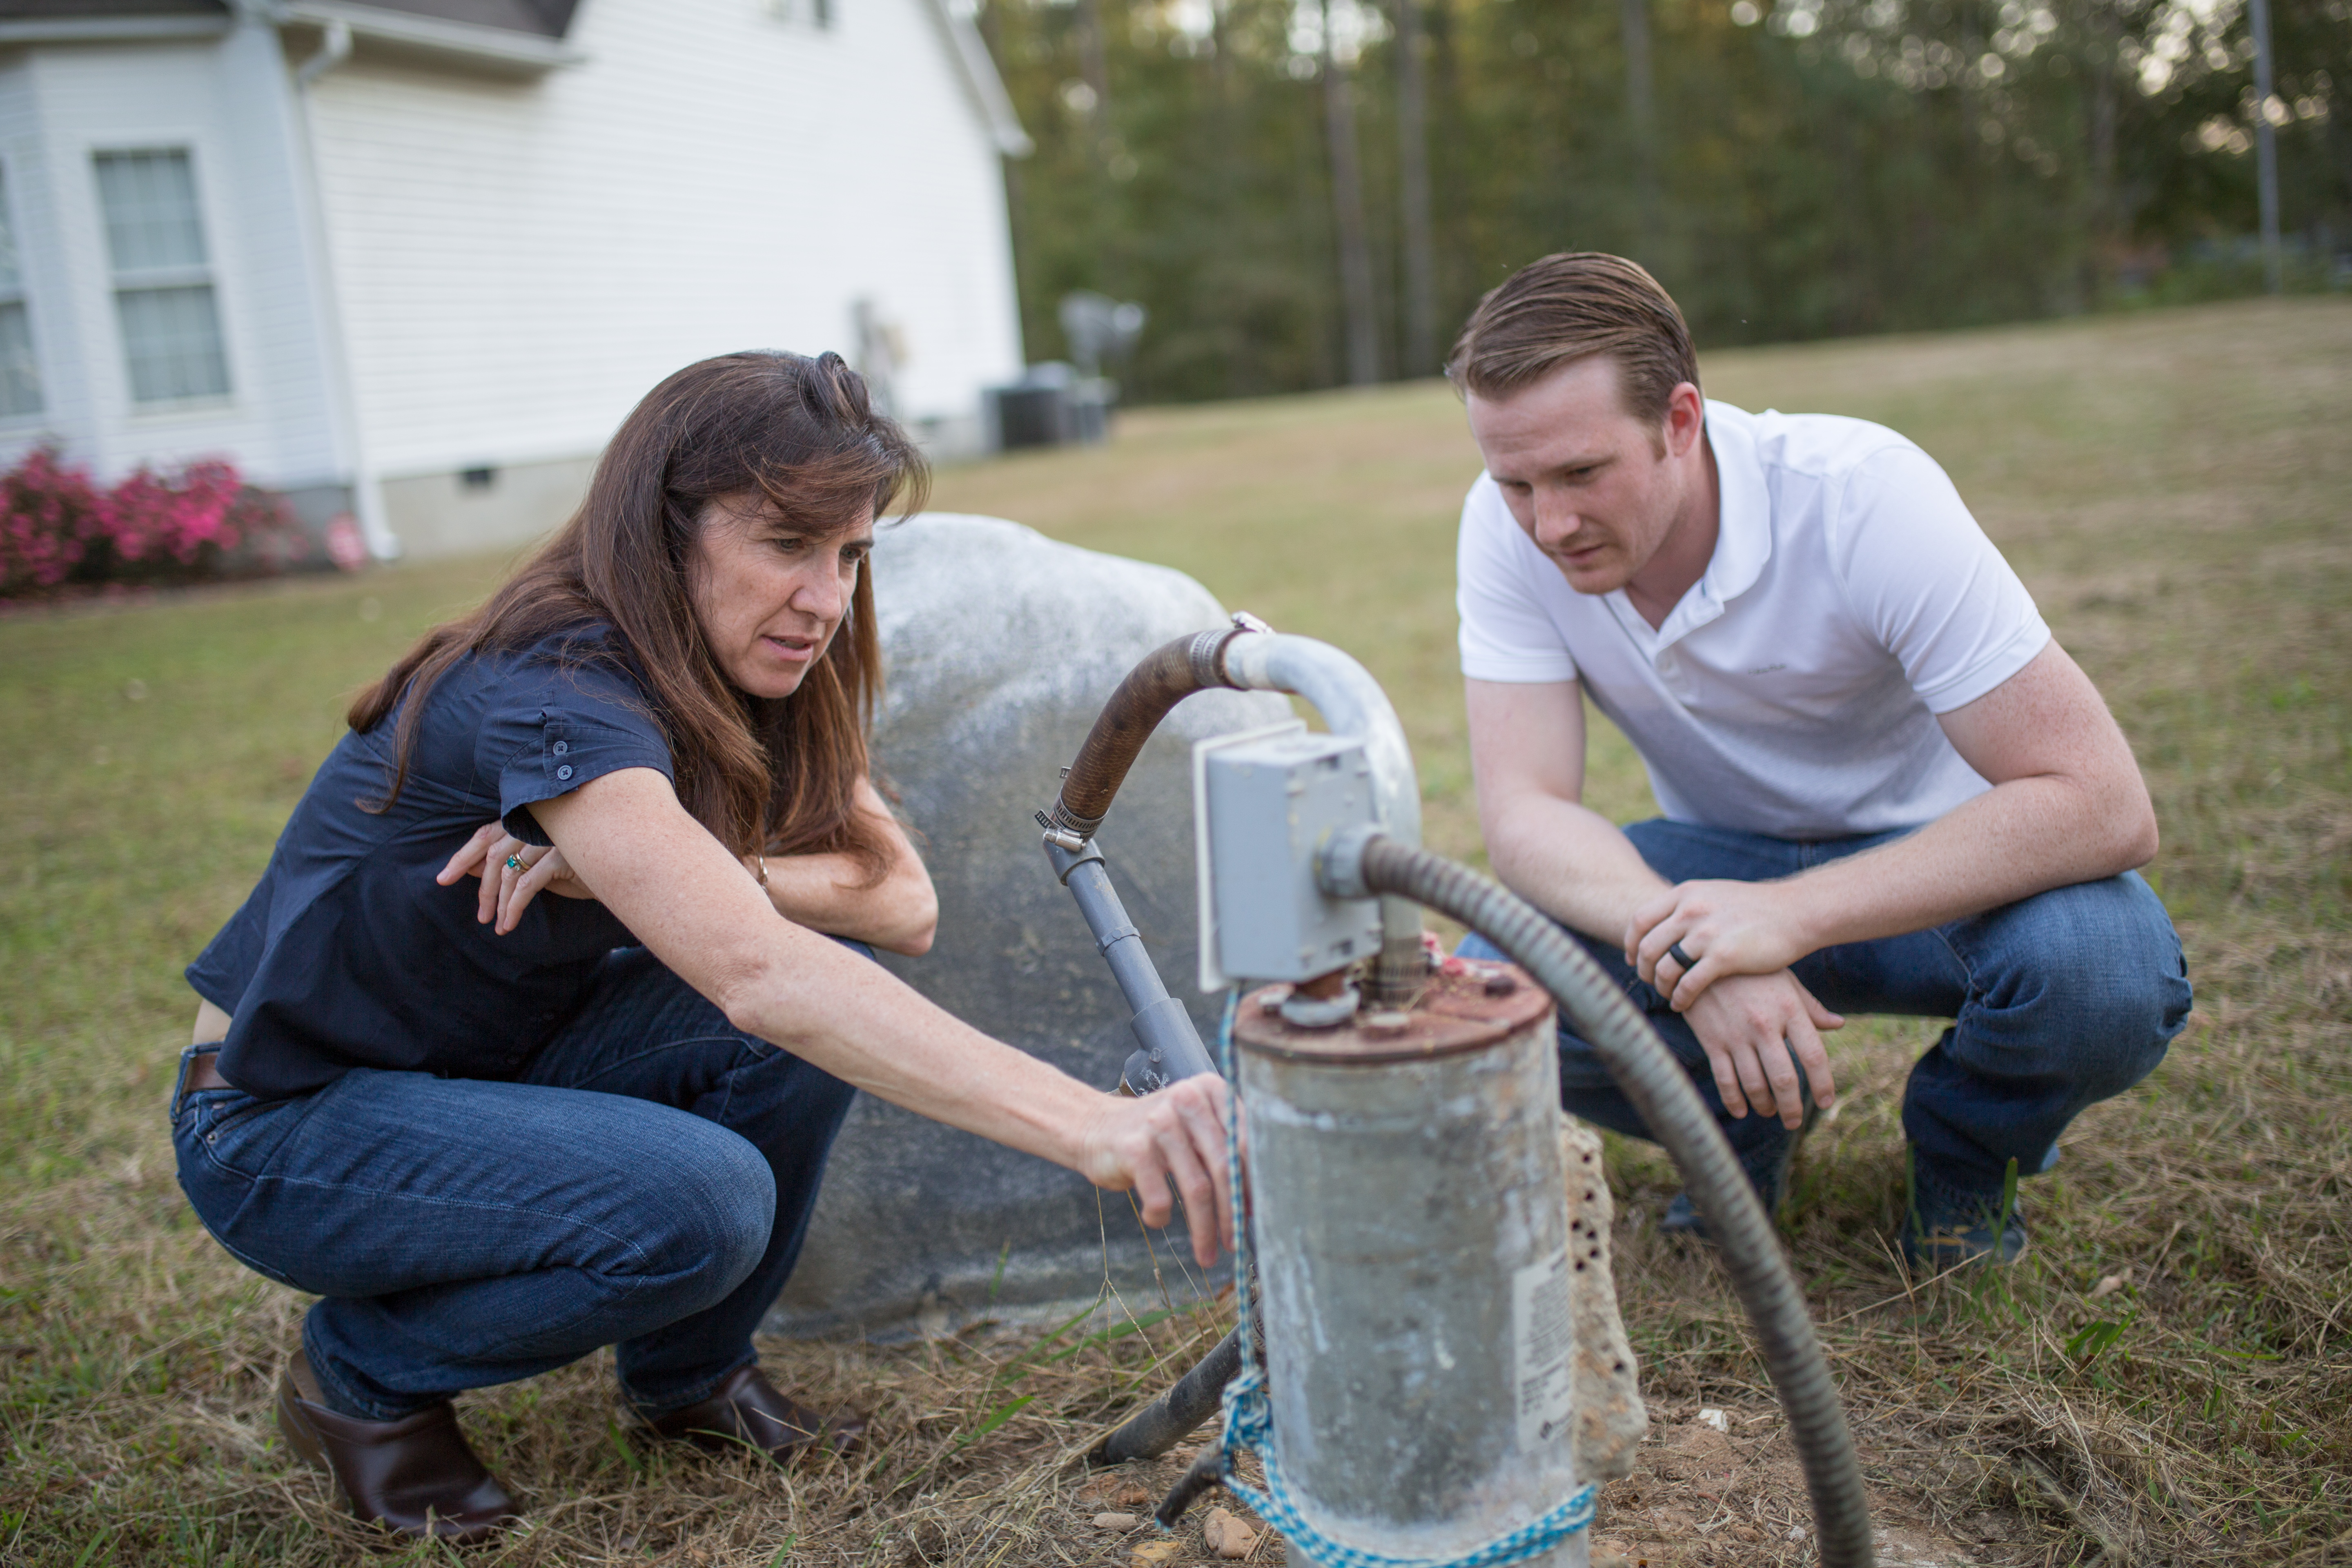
[[978, 0, 2350, 402]]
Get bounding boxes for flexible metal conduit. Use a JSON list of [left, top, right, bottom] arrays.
[[1324, 831, 1876, 1568]]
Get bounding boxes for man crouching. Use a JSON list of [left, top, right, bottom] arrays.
[[1449, 253, 2191, 1266]]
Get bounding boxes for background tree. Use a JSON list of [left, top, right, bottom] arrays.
[[984, 0, 2350, 403]]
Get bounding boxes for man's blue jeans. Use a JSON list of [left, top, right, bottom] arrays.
[[171, 945, 859, 1423], [1459, 820, 2192, 1206]]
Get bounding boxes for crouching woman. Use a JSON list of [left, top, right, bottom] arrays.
[[172, 351, 1232, 1542]]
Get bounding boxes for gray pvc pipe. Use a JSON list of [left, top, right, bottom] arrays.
[[1326, 831, 1876, 1568], [1046, 839, 1216, 1087]]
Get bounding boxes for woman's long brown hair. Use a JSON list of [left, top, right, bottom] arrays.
[[347, 350, 929, 877]]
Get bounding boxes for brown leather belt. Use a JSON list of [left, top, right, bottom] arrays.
[[179, 1047, 234, 1107]]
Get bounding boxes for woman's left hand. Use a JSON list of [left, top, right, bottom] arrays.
[[437, 822, 595, 935], [1078, 1073, 1236, 1268]]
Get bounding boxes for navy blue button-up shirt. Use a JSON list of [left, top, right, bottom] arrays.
[[187, 624, 674, 1098]]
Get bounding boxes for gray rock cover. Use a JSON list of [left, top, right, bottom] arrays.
[[768, 513, 1291, 1340]]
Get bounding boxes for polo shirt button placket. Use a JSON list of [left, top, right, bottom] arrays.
[[1657, 650, 1697, 705]]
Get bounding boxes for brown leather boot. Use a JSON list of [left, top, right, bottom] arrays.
[[644, 1365, 867, 1462], [276, 1352, 519, 1543]]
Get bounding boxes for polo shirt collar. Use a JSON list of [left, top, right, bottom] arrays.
[[1633, 401, 1773, 649], [1700, 401, 1772, 606]]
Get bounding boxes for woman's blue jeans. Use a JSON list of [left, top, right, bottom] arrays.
[[171, 945, 859, 1423], [1459, 819, 2192, 1204]]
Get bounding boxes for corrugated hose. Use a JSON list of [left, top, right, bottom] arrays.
[[1325, 830, 1875, 1568]]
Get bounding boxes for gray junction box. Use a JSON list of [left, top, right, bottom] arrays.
[[1201, 731, 1383, 982]]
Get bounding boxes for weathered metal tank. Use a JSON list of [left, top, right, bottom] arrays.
[[1236, 962, 1589, 1568]]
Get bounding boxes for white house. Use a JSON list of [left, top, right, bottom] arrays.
[[0, 0, 1030, 558]]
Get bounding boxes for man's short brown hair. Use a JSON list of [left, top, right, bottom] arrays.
[[1446, 252, 1699, 427]]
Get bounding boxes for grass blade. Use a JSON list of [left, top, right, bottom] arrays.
[[953, 1394, 1036, 1451]]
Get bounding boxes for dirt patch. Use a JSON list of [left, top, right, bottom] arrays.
[[1588, 1409, 1990, 1568], [1028, 1406, 2031, 1567]]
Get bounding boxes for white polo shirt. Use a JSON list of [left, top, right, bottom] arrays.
[[1457, 400, 2049, 839]]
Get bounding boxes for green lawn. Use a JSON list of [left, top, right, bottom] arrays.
[[3, 298, 2348, 1564]]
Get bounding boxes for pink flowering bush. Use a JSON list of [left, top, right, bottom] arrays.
[[0, 445, 109, 595], [0, 445, 310, 601]]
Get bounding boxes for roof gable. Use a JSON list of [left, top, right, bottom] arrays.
[[341, 0, 576, 38], [0, 0, 1020, 151], [0, 1, 227, 17], [0, 1, 575, 37]]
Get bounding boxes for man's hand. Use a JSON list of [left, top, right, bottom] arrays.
[[1076, 1072, 1236, 1268], [1627, 878, 1815, 1009], [1467, 680, 1842, 1129], [1682, 971, 1842, 1128], [1626, 878, 1841, 1126]]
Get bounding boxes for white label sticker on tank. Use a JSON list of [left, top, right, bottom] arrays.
[[1513, 1246, 1575, 1449]]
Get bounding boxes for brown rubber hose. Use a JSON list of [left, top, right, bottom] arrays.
[[1044, 627, 1247, 842]]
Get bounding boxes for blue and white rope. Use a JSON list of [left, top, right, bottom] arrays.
[[1204, 989, 1598, 1568]]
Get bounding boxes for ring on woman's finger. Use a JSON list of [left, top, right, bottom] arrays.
[[1667, 940, 1697, 972], [505, 855, 525, 871]]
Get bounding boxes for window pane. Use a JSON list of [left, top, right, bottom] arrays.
[[0, 302, 40, 416], [0, 164, 38, 416], [94, 150, 209, 274], [116, 284, 229, 402], [0, 166, 21, 296]]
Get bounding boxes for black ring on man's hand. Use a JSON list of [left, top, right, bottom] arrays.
[[1667, 941, 1697, 973]]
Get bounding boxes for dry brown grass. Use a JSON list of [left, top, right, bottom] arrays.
[[4, 298, 2349, 1564]]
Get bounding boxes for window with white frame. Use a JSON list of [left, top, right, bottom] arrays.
[[768, 0, 834, 29], [0, 165, 41, 418], [94, 149, 230, 404]]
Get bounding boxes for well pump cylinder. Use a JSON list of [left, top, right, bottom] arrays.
[[1235, 963, 1586, 1568]]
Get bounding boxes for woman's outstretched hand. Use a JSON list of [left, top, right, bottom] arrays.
[[437, 822, 595, 934], [1078, 1072, 1236, 1269]]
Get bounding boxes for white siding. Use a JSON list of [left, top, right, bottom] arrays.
[[307, 0, 1026, 481], [0, 31, 345, 490]]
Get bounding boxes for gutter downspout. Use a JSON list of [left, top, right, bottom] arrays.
[[296, 16, 350, 85], [277, 10, 401, 559]]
